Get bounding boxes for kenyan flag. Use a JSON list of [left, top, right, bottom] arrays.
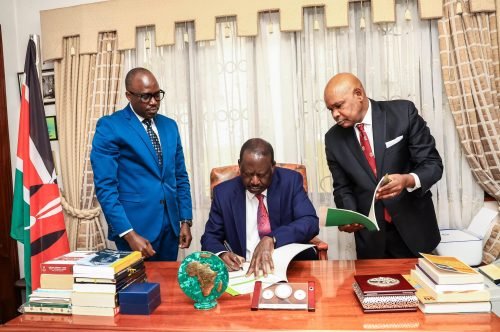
[[10, 39, 69, 295]]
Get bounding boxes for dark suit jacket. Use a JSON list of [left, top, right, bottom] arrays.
[[325, 99, 443, 258], [91, 105, 192, 243], [201, 167, 319, 257]]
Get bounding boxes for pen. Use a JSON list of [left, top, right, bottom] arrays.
[[223, 240, 243, 270], [223, 240, 234, 253]]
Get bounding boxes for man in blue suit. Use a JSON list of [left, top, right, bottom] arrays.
[[324, 73, 442, 259], [91, 68, 192, 261], [201, 138, 319, 276]]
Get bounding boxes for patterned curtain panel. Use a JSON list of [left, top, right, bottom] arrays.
[[54, 32, 124, 250], [438, 0, 500, 201]]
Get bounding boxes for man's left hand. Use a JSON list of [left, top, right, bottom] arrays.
[[179, 223, 192, 248], [376, 173, 414, 200], [246, 236, 275, 278]]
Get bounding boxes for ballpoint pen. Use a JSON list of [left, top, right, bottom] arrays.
[[223, 240, 243, 270]]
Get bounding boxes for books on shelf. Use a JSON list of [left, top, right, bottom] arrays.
[[352, 274, 418, 312], [73, 249, 142, 279], [418, 254, 483, 285], [410, 269, 490, 303]]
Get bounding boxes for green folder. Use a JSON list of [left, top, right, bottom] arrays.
[[324, 207, 379, 231]]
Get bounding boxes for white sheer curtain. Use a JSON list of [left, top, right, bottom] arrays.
[[121, 0, 483, 260]]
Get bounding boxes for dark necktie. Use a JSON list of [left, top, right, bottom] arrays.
[[143, 119, 163, 169], [357, 123, 392, 222], [256, 194, 271, 238]]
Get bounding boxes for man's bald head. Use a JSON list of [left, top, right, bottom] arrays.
[[323, 73, 369, 128], [125, 67, 155, 91]]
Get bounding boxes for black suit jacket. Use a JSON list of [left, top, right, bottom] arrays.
[[325, 99, 443, 258]]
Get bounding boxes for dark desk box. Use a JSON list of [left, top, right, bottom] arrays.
[[119, 282, 161, 315]]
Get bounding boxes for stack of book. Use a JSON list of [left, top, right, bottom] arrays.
[[23, 251, 94, 315], [478, 260, 500, 316], [71, 249, 146, 316], [409, 254, 491, 314], [352, 274, 418, 312]]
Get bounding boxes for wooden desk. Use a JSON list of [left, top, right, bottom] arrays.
[[4, 259, 500, 331]]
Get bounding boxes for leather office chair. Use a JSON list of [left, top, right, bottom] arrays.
[[210, 163, 328, 260]]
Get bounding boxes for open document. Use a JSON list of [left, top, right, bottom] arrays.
[[319, 175, 392, 231], [226, 243, 314, 296]]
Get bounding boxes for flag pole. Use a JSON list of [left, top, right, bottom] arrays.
[[29, 34, 42, 92]]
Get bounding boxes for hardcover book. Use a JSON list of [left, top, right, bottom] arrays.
[[23, 302, 72, 315], [352, 282, 418, 313], [40, 251, 94, 274], [73, 249, 142, 279], [404, 274, 491, 314], [74, 259, 145, 284], [72, 305, 120, 317], [73, 270, 146, 293], [354, 274, 416, 296]]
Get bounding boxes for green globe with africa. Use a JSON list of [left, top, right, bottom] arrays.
[[178, 251, 229, 310]]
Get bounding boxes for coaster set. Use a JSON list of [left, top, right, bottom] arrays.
[[251, 281, 315, 311]]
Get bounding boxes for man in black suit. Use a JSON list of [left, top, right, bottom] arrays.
[[324, 73, 443, 259]]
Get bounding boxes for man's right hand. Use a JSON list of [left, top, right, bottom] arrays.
[[220, 252, 245, 271], [123, 230, 156, 258], [339, 223, 365, 233]]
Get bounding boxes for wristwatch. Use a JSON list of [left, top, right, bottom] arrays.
[[180, 219, 193, 227]]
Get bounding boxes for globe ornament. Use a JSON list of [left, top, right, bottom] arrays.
[[177, 251, 229, 310]]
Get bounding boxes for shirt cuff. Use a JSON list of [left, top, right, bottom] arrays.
[[406, 173, 421, 192], [119, 228, 133, 237], [216, 251, 227, 257]]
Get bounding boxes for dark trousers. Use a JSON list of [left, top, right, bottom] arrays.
[[383, 221, 417, 259]]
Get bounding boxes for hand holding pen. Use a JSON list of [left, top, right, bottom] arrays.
[[221, 240, 245, 271]]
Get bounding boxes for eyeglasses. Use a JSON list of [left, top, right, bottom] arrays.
[[127, 89, 165, 103]]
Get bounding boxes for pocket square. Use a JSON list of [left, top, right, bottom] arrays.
[[385, 135, 403, 148]]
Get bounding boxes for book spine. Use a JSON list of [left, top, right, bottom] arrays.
[[41, 264, 74, 274]]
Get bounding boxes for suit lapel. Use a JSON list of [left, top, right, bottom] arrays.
[[266, 169, 281, 231], [124, 106, 161, 173], [371, 100, 386, 179], [233, 179, 247, 255], [345, 127, 377, 183]]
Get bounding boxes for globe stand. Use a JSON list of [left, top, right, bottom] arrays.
[[194, 299, 217, 310]]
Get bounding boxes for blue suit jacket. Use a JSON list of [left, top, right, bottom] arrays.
[[201, 167, 319, 257], [90, 105, 192, 243], [325, 99, 442, 258]]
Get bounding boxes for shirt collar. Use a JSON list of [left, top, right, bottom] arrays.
[[246, 189, 268, 200], [130, 103, 154, 124], [355, 100, 373, 127]]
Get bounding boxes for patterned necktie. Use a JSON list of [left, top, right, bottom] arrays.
[[356, 123, 392, 222], [255, 194, 271, 238], [143, 119, 163, 169]]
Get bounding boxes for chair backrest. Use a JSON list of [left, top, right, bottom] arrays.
[[210, 163, 308, 198]]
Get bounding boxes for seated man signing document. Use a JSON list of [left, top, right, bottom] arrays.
[[201, 138, 319, 277]]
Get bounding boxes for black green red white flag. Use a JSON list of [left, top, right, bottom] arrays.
[[10, 39, 69, 295]]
